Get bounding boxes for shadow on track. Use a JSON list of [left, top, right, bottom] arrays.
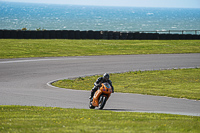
[[103, 109, 134, 112]]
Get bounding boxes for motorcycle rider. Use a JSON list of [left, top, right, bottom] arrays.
[[89, 73, 114, 99]]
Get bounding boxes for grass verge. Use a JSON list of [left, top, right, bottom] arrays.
[[0, 105, 199, 133], [52, 68, 200, 100], [0, 39, 200, 58]]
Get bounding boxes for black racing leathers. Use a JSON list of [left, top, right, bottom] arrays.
[[91, 77, 114, 93]]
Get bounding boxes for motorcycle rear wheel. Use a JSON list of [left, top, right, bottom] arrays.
[[89, 99, 95, 109]]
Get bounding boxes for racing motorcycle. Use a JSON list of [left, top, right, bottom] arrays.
[[89, 82, 112, 110]]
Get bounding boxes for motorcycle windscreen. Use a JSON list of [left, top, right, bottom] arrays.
[[103, 83, 111, 89]]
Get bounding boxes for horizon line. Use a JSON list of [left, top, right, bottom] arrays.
[[1, 1, 200, 9]]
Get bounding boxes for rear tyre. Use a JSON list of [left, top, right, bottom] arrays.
[[89, 99, 95, 109], [98, 96, 107, 110]]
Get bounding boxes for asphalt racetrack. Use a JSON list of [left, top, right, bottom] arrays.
[[0, 54, 200, 116]]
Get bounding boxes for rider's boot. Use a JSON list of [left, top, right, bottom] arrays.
[[89, 91, 94, 99]]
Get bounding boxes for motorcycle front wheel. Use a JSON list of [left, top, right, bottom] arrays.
[[98, 95, 107, 110]]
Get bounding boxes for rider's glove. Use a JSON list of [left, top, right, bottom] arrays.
[[97, 84, 102, 87]]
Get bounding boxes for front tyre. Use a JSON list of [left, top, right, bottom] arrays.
[[98, 96, 107, 110]]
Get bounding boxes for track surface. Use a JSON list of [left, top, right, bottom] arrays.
[[0, 54, 200, 116]]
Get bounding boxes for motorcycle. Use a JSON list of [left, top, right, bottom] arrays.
[[89, 82, 112, 110]]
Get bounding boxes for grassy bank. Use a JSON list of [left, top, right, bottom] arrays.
[[52, 68, 200, 100], [0, 39, 200, 58], [0, 105, 199, 133]]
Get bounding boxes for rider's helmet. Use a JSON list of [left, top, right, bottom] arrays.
[[103, 73, 109, 81]]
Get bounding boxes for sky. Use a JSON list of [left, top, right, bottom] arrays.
[[1, 0, 200, 8]]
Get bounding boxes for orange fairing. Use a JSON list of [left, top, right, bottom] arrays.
[[92, 90, 102, 107], [99, 83, 112, 94], [92, 83, 112, 107]]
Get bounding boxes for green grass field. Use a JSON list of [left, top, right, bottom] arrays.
[[52, 68, 200, 100], [0, 105, 199, 133], [0, 39, 199, 58]]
